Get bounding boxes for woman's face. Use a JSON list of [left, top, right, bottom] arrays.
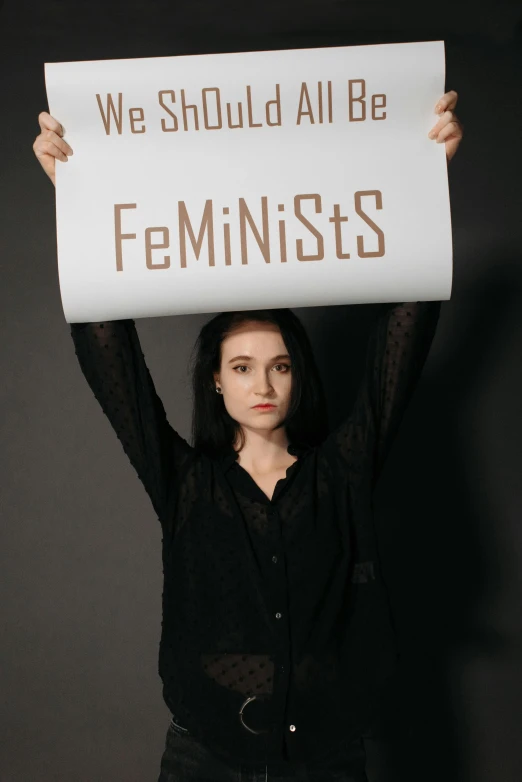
[[214, 321, 293, 435]]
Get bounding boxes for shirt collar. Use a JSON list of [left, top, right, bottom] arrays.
[[219, 440, 312, 474]]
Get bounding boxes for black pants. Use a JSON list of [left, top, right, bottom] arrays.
[[158, 717, 369, 781]]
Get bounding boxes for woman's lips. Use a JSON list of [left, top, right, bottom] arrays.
[[252, 404, 276, 410]]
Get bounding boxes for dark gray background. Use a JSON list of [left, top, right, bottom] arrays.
[[1, 1, 521, 780]]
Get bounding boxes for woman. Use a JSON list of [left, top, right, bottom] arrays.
[[33, 93, 463, 781]]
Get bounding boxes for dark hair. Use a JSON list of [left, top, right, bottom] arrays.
[[189, 309, 329, 459]]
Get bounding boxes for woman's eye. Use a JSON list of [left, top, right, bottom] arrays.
[[232, 364, 291, 373]]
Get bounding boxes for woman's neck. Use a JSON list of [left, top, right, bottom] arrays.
[[233, 431, 293, 475]]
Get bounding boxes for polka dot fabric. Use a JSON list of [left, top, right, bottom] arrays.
[[69, 301, 441, 767]]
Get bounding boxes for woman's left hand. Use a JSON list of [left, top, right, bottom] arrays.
[[428, 90, 464, 162]]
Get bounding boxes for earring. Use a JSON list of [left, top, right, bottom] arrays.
[[216, 387, 222, 394]]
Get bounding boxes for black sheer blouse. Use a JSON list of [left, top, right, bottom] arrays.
[[69, 301, 441, 766]]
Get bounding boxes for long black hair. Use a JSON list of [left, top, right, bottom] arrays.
[[189, 309, 329, 459]]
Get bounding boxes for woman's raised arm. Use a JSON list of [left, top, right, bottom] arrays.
[[69, 319, 194, 521], [321, 301, 442, 491]]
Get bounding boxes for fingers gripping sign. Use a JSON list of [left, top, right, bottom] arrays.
[[427, 90, 464, 162], [32, 110, 74, 186]]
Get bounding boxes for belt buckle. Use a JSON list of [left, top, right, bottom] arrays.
[[239, 695, 270, 735]]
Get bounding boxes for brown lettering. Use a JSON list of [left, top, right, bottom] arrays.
[[239, 197, 270, 264], [178, 201, 215, 266], [372, 94, 387, 120], [114, 203, 137, 271], [266, 84, 281, 126], [296, 83, 314, 125], [181, 90, 199, 131], [246, 86, 263, 128], [328, 204, 350, 259], [354, 190, 385, 257], [317, 82, 323, 124], [278, 203, 287, 263], [202, 88, 223, 130], [223, 207, 232, 265], [226, 101, 244, 129], [145, 227, 170, 269], [96, 93, 123, 135], [294, 194, 324, 261], [223, 222, 232, 265], [158, 90, 179, 132], [348, 80, 366, 122], [129, 107, 146, 134]]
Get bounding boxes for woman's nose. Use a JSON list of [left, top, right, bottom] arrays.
[[255, 375, 273, 393]]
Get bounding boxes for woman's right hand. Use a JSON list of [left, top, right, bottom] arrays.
[[32, 111, 74, 187]]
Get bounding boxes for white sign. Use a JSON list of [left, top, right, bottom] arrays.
[[44, 41, 452, 323]]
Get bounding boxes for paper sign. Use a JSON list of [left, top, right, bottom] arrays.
[[44, 41, 452, 322]]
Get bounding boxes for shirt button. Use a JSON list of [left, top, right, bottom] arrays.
[[272, 555, 278, 563], [289, 725, 296, 732], [275, 612, 282, 619]]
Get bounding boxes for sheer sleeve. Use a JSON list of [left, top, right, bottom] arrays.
[[69, 319, 194, 520], [322, 301, 442, 490]]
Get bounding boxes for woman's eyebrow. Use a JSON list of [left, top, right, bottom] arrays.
[[227, 354, 290, 363]]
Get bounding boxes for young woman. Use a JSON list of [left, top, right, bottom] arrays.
[[33, 93, 463, 782]]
